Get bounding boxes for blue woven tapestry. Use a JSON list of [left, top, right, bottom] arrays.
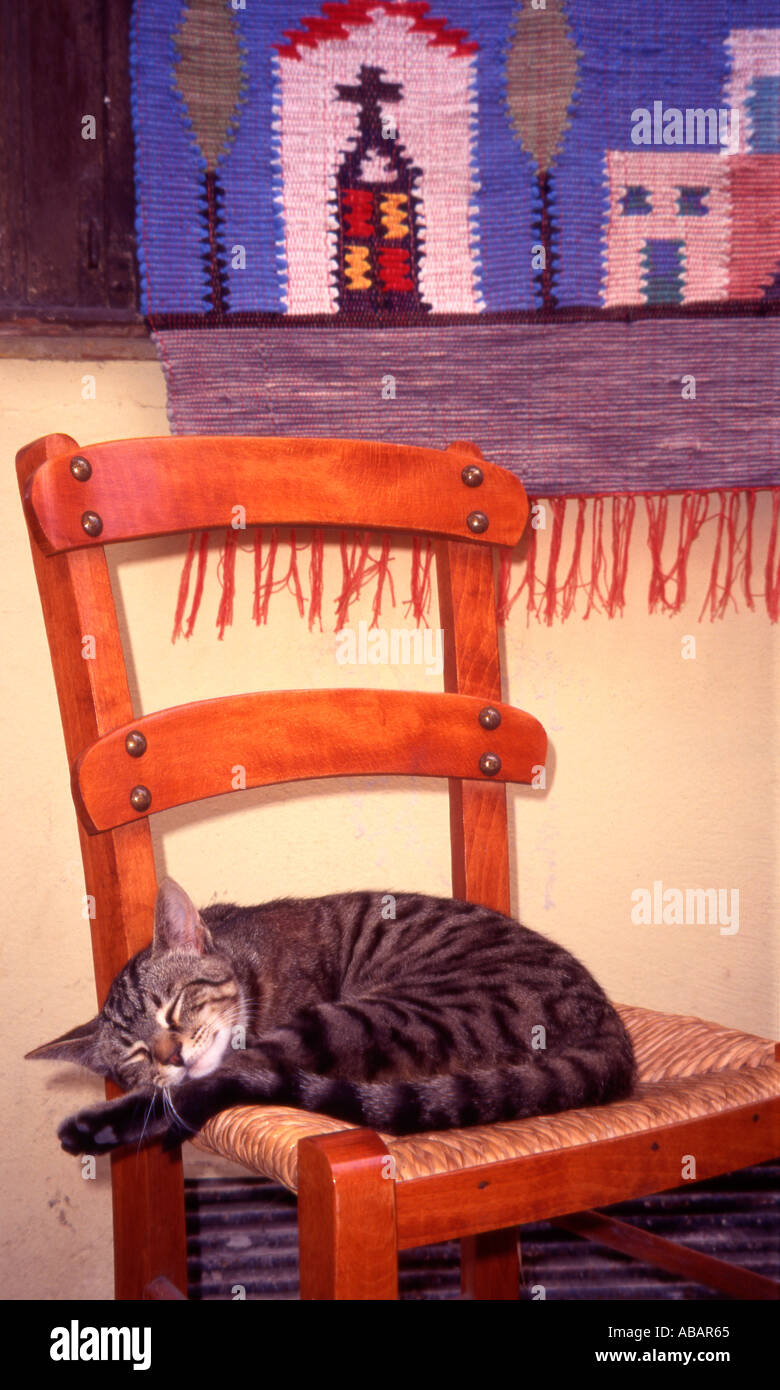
[[130, 0, 780, 629]]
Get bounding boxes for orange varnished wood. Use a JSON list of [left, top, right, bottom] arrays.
[[436, 536, 517, 1292], [461, 1228, 520, 1300], [297, 1130, 398, 1300], [17, 434, 188, 1302], [394, 1098, 780, 1251], [23, 435, 527, 555], [436, 540, 511, 914], [553, 1211, 780, 1301], [73, 690, 547, 835]]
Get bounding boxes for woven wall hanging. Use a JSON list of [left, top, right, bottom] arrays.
[[130, 0, 780, 636]]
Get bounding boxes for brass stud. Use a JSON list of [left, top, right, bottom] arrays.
[[125, 731, 147, 758], [466, 511, 489, 534], [81, 510, 103, 538], [461, 464, 484, 488], [129, 785, 152, 813], [478, 707, 501, 731], [479, 752, 502, 777], [70, 455, 92, 482]]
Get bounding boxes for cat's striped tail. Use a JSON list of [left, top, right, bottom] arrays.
[[272, 1037, 636, 1136]]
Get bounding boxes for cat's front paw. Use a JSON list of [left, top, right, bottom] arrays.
[[58, 1090, 169, 1155]]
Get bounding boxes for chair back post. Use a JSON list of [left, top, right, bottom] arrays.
[[18, 431, 528, 1298], [435, 538, 511, 916], [16, 433, 188, 1300]]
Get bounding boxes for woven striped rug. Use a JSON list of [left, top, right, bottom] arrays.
[[185, 1161, 780, 1300], [130, 0, 780, 633]]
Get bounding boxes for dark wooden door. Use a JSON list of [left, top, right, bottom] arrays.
[[0, 0, 139, 324]]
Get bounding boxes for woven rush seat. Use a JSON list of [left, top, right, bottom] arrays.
[[192, 1004, 780, 1192]]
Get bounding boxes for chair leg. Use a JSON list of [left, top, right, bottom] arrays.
[[111, 1145, 188, 1300], [461, 1227, 521, 1299], [297, 1129, 399, 1300]]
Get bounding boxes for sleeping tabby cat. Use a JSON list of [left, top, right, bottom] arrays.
[[28, 878, 635, 1154]]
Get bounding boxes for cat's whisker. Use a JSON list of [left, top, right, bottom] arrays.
[[136, 1092, 158, 1152], [162, 1086, 187, 1131]]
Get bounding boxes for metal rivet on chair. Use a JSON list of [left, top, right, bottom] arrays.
[[478, 706, 501, 731], [70, 455, 92, 482], [461, 464, 484, 488], [81, 510, 103, 538], [125, 731, 147, 758], [479, 752, 502, 777], [466, 510, 489, 534], [129, 785, 152, 813]]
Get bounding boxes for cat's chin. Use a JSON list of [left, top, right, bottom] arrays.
[[185, 1027, 232, 1078]]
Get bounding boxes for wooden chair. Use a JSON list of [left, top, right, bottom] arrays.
[[18, 431, 780, 1302]]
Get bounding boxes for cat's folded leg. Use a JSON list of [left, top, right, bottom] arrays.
[[58, 1059, 287, 1154], [58, 1088, 169, 1155]]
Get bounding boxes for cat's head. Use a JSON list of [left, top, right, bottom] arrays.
[[26, 878, 243, 1090]]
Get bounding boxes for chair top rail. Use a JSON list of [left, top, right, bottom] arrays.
[[72, 688, 547, 835], [21, 435, 528, 556]]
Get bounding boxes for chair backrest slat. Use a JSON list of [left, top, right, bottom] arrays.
[[18, 432, 541, 961], [72, 690, 547, 835], [23, 436, 527, 554]]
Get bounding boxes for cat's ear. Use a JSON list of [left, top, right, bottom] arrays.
[[25, 1018, 110, 1074], [153, 877, 212, 956]]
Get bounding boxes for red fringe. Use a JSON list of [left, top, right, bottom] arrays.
[[765, 488, 780, 623], [541, 499, 566, 626], [308, 529, 324, 631], [216, 527, 237, 639], [561, 496, 587, 619], [252, 529, 264, 625], [333, 530, 400, 629], [406, 536, 433, 626], [699, 491, 731, 621], [371, 534, 396, 628], [743, 490, 756, 611], [172, 531, 197, 642], [171, 490, 780, 637], [335, 531, 372, 629], [523, 513, 538, 622], [584, 495, 605, 618], [181, 532, 209, 640], [647, 492, 709, 615], [497, 509, 539, 623], [605, 494, 635, 616], [286, 529, 306, 617], [253, 527, 279, 626]]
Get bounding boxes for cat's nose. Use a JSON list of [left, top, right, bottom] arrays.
[[151, 1032, 184, 1067]]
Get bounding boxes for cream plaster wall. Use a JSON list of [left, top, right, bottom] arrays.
[[1, 358, 777, 1300]]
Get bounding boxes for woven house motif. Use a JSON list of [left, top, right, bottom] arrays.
[[274, 1, 481, 315], [604, 152, 732, 305], [334, 63, 426, 317], [604, 29, 780, 305]]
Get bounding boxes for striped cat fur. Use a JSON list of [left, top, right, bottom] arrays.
[[28, 879, 635, 1154]]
